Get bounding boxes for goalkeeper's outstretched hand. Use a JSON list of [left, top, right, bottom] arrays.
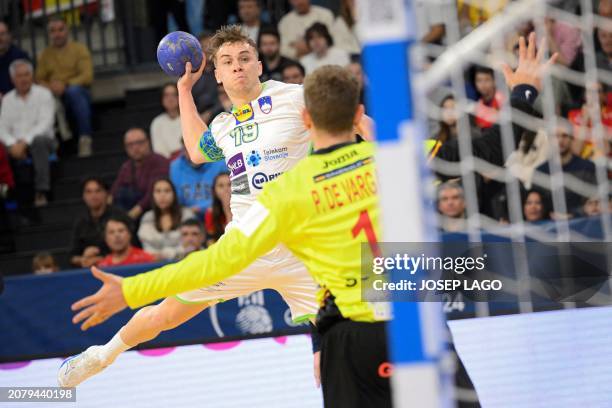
[[71, 266, 127, 331], [501, 32, 558, 91]]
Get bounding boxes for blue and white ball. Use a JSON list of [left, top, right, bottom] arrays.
[[156, 31, 203, 77]]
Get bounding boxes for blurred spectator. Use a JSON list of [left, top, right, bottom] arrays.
[[258, 27, 297, 82], [0, 142, 13, 195], [0, 142, 14, 253], [346, 60, 365, 104], [238, 0, 265, 43], [582, 195, 604, 217], [32, 252, 59, 275], [137, 178, 195, 261], [278, 0, 334, 59], [473, 66, 503, 130], [435, 95, 458, 144], [36, 16, 93, 157], [70, 176, 127, 268], [204, 172, 231, 246], [201, 84, 233, 125], [281, 61, 306, 84], [545, 17, 582, 68], [150, 83, 182, 159], [0, 22, 29, 99], [178, 218, 206, 258], [185, 0, 205, 36], [204, 0, 238, 32], [170, 144, 227, 218], [568, 82, 612, 159], [111, 128, 169, 220], [300, 23, 350, 74], [149, 0, 189, 41], [414, 0, 448, 45], [331, 0, 360, 55], [457, 0, 508, 35], [437, 181, 466, 232], [596, 26, 612, 71], [192, 33, 220, 114], [523, 189, 551, 222], [536, 126, 596, 215], [0, 59, 55, 207], [98, 215, 155, 267], [505, 129, 549, 190]]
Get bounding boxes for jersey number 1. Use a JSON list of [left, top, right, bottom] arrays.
[[351, 210, 381, 257]]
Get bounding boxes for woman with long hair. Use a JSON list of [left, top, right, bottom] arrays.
[[522, 189, 551, 223], [436, 95, 458, 144], [204, 172, 231, 246], [138, 178, 194, 260]]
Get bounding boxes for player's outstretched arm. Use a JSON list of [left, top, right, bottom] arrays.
[[177, 57, 210, 164]]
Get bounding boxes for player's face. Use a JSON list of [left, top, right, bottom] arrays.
[[153, 180, 175, 210], [83, 180, 108, 210], [48, 21, 68, 47], [438, 188, 465, 218], [11, 64, 33, 95], [523, 192, 544, 222], [282, 66, 304, 84], [162, 85, 179, 113], [214, 42, 262, 96], [259, 34, 280, 59], [180, 226, 204, 251], [105, 221, 131, 253], [475, 73, 495, 100], [214, 174, 231, 204]]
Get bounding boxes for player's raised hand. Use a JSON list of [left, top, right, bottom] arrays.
[[177, 53, 207, 92], [71, 266, 127, 331], [501, 32, 558, 91]]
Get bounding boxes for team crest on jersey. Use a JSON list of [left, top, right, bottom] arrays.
[[246, 150, 262, 167], [257, 96, 272, 114], [232, 103, 254, 124]]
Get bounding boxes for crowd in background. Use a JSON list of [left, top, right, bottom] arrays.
[[0, 0, 610, 274]]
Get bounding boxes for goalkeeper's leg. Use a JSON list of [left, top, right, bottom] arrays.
[[58, 297, 208, 387]]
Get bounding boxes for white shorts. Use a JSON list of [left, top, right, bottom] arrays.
[[175, 244, 318, 323]]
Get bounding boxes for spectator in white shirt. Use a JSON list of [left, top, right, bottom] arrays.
[[300, 23, 350, 74], [278, 0, 334, 59], [238, 0, 263, 43], [150, 83, 182, 159], [331, 0, 360, 56], [0, 59, 54, 206]]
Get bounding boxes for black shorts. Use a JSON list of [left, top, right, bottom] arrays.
[[320, 320, 392, 408]]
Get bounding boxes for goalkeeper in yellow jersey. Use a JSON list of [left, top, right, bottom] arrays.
[[64, 33, 555, 407]]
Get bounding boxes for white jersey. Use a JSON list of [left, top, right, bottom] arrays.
[[198, 80, 310, 221]]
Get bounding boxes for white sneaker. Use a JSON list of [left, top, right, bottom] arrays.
[[57, 346, 109, 387]]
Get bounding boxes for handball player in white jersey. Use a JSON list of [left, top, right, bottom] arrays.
[[58, 25, 371, 388]]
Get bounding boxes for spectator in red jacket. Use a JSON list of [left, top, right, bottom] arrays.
[[111, 128, 169, 220], [473, 66, 503, 130], [97, 215, 155, 267], [204, 172, 231, 246], [0, 142, 14, 196]]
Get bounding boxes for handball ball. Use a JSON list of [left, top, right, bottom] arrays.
[[157, 31, 203, 77]]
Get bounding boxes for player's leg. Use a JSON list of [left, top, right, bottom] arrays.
[[58, 297, 209, 387]]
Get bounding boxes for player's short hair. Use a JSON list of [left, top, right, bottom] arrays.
[[208, 24, 259, 67], [303, 65, 360, 133]]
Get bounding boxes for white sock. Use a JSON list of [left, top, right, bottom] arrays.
[[98, 331, 132, 364]]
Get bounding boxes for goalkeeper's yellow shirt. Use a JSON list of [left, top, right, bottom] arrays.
[[122, 141, 384, 322]]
